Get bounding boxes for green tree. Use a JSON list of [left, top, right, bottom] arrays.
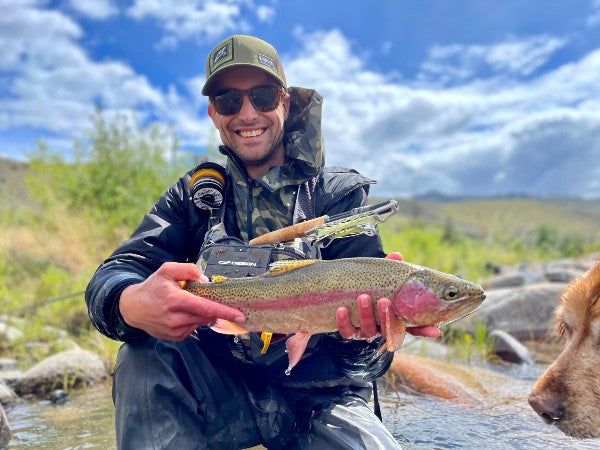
[[27, 109, 185, 232]]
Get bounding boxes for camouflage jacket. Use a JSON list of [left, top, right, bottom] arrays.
[[223, 87, 326, 242], [85, 87, 392, 386]]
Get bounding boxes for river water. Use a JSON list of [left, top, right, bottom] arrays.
[[5, 363, 600, 449]]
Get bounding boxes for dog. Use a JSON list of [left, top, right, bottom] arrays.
[[528, 260, 600, 438]]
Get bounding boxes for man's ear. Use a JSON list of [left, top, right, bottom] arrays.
[[208, 102, 218, 125]]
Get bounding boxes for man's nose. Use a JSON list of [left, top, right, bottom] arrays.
[[237, 94, 258, 121]]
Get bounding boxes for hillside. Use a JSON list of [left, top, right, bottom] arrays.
[[2, 157, 599, 241], [383, 197, 600, 243]]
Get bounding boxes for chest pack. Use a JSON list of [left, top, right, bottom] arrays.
[[189, 162, 319, 280], [189, 161, 398, 280]]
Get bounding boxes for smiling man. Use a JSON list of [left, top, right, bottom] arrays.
[[86, 34, 422, 449], [207, 67, 289, 178]]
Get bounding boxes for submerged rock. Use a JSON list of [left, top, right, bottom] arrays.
[[386, 353, 507, 405]]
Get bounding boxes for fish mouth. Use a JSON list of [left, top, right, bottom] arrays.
[[441, 293, 486, 325], [407, 292, 486, 328]]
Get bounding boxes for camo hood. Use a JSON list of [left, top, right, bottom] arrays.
[[220, 87, 325, 240]]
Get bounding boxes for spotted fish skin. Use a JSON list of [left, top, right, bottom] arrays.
[[184, 257, 486, 334]]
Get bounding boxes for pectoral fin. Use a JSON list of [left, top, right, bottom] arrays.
[[210, 319, 250, 336], [378, 306, 406, 353], [284, 332, 312, 375]]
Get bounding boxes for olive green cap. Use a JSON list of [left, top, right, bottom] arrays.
[[202, 34, 287, 96]]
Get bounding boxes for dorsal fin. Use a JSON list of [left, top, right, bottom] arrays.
[[211, 275, 228, 283], [267, 259, 318, 275]]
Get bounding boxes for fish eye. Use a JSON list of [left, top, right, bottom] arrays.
[[443, 286, 459, 301]]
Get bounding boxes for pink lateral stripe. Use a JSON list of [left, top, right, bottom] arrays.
[[246, 288, 385, 311]]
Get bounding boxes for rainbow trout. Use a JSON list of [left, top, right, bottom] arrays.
[[184, 257, 485, 374]]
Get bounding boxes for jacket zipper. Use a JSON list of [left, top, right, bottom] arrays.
[[246, 179, 253, 241]]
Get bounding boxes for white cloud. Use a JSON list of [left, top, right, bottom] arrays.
[[420, 35, 567, 84], [282, 29, 600, 198], [126, 0, 251, 47], [588, 0, 600, 27], [0, 1, 209, 156], [67, 0, 118, 20], [1, 3, 598, 198], [256, 5, 275, 22]]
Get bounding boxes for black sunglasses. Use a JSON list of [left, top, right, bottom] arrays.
[[210, 85, 284, 116]]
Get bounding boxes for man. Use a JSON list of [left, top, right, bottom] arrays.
[[86, 34, 436, 449]]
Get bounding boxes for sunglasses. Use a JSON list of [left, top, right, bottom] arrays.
[[210, 85, 284, 116]]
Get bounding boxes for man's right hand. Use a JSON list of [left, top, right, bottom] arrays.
[[119, 262, 246, 341]]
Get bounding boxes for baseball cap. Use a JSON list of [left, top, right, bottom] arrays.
[[202, 35, 287, 96]]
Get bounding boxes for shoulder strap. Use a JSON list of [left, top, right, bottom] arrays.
[[292, 175, 319, 223]]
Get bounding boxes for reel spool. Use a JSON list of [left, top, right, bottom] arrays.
[[189, 162, 226, 211]]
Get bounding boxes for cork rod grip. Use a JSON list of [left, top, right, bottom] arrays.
[[249, 216, 327, 245]]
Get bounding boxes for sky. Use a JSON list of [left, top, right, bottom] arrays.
[[2, 0, 600, 198]]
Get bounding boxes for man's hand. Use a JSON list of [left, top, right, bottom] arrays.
[[336, 252, 442, 340], [119, 262, 246, 341]]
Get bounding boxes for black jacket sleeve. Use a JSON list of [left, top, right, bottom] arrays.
[[85, 174, 209, 342]]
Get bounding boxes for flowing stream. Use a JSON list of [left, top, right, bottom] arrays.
[[5, 363, 600, 449]]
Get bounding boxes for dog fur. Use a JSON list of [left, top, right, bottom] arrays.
[[528, 260, 600, 438]]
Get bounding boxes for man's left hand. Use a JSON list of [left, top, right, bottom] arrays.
[[336, 252, 442, 341]]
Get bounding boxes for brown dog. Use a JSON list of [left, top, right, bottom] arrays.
[[528, 260, 600, 438]]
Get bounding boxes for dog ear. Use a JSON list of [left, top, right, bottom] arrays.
[[560, 261, 600, 323], [589, 261, 600, 304]]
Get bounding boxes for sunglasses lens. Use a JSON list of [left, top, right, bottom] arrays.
[[249, 86, 281, 112], [212, 85, 282, 116], [213, 91, 243, 115]]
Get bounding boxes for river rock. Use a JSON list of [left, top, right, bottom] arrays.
[[0, 403, 9, 448], [386, 353, 514, 405], [489, 329, 535, 364], [0, 381, 16, 405], [485, 272, 528, 289], [386, 353, 483, 404], [455, 282, 566, 342], [0, 369, 24, 388], [49, 389, 69, 405], [13, 349, 108, 398], [0, 321, 23, 342], [0, 359, 17, 371], [544, 269, 580, 283]]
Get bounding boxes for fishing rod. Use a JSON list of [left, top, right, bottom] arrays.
[[2, 290, 85, 315]]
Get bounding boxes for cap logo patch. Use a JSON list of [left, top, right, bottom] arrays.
[[209, 40, 234, 74], [258, 53, 276, 71]]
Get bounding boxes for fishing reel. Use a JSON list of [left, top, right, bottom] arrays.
[[190, 162, 226, 212]]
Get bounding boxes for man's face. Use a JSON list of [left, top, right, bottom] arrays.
[[208, 67, 290, 177]]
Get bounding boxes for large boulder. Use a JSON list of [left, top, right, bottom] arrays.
[[13, 349, 108, 398], [453, 282, 566, 341]]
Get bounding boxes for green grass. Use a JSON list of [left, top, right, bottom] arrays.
[[379, 215, 600, 284]]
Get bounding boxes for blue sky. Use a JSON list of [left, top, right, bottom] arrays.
[[2, 0, 600, 198]]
